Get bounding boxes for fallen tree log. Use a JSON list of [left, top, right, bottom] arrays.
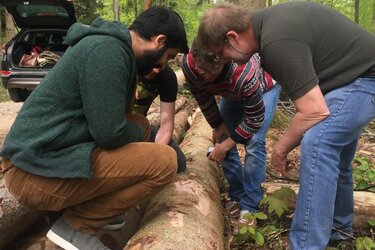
[[124, 110, 225, 250], [172, 108, 193, 145], [147, 95, 188, 126], [262, 181, 375, 231], [0, 179, 44, 249], [175, 69, 186, 86]]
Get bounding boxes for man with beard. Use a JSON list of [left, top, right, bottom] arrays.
[[132, 66, 186, 173], [0, 7, 188, 250]]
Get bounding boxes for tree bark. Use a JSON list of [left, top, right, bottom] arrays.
[[124, 110, 225, 250], [262, 182, 375, 231], [5, 9, 15, 42], [113, 0, 120, 21], [236, 0, 266, 11], [0, 7, 3, 48], [0, 180, 44, 249], [354, 0, 360, 24], [172, 109, 191, 144]]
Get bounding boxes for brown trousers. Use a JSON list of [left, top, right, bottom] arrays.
[[1, 114, 177, 233]]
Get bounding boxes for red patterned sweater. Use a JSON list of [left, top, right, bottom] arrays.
[[181, 53, 275, 144]]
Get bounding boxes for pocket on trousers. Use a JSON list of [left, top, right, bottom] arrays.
[[18, 180, 67, 211]]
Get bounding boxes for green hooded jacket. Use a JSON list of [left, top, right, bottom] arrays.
[[1, 18, 143, 178]]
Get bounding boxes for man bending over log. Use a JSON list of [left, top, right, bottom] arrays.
[[196, 2, 375, 248], [181, 38, 280, 234]]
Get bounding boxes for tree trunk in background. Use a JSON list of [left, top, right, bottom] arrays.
[[0, 181, 44, 249], [113, 0, 120, 21], [0, 8, 3, 47], [267, 0, 272, 7], [143, 0, 153, 10], [5, 10, 15, 42], [237, 0, 266, 11], [134, 0, 138, 18], [354, 0, 360, 24]]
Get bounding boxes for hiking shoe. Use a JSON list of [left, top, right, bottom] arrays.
[[102, 215, 126, 231], [223, 200, 240, 219], [327, 239, 355, 249], [46, 217, 110, 250], [232, 210, 257, 235]]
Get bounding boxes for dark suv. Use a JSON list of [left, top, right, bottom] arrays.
[[0, 0, 76, 102]]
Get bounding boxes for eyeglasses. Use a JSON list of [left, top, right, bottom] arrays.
[[213, 41, 227, 63], [225, 39, 252, 56]]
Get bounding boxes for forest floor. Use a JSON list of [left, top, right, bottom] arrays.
[[226, 104, 375, 250]]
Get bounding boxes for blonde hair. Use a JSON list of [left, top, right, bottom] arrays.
[[197, 4, 251, 49]]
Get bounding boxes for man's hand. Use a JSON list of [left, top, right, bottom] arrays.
[[207, 137, 236, 163], [271, 144, 289, 177], [208, 143, 227, 162]]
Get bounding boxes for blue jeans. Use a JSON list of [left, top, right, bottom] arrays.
[[219, 84, 281, 212], [289, 78, 375, 249]]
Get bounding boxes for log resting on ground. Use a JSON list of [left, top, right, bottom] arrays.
[[124, 110, 225, 250], [0, 179, 44, 249], [262, 181, 375, 231]]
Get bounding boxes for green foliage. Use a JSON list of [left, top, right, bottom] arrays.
[[169, 0, 213, 45], [181, 88, 193, 98], [75, 0, 213, 44], [234, 188, 296, 248], [352, 157, 375, 190], [260, 187, 296, 217], [356, 237, 375, 250], [0, 86, 10, 102], [270, 107, 291, 130], [74, 0, 101, 24], [96, 0, 142, 25], [0, 78, 10, 102], [70, 1, 373, 42], [237, 211, 268, 246]]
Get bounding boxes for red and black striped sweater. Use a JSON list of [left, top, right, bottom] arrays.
[[181, 53, 275, 144]]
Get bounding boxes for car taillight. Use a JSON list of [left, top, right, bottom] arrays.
[[1, 70, 11, 77]]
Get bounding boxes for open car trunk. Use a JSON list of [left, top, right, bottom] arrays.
[[11, 29, 69, 68]]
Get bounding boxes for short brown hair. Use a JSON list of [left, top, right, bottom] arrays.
[[197, 4, 251, 49]]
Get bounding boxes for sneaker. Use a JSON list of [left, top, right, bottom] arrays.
[[102, 215, 126, 231], [223, 200, 240, 219], [327, 239, 355, 249], [46, 217, 110, 250], [232, 210, 257, 235]]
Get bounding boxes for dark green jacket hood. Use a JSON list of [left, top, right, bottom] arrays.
[[67, 17, 131, 47]]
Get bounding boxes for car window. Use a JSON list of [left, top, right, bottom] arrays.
[[16, 5, 69, 18]]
